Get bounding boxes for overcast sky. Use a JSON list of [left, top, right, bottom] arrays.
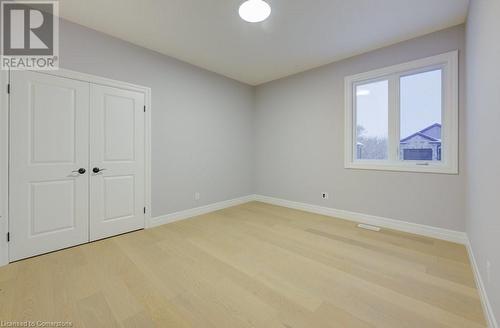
[[356, 69, 442, 139]]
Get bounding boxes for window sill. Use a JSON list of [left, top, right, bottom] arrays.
[[345, 161, 458, 174]]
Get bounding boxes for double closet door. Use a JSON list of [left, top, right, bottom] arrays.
[[9, 70, 146, 261]]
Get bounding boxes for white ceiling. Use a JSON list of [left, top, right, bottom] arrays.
[[58, 0, 469, 85]]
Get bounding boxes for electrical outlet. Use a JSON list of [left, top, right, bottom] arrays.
[[194, 192, 201, 201], [486, 260, 491, 283], [321, 192, 329, 200]]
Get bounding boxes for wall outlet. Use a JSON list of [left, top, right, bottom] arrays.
[[321, 192, 329, 200], [194, 192, 201, 201], [486, 260, 491, 283]]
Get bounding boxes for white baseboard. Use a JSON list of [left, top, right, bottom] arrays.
[[149, 194, 467, 244], [253, 194, 468, 244], [466, 240, 499, 328], [148, 195, 255, 228], [149, 194, 468, 244]]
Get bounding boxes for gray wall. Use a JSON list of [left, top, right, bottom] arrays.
[[54, 21, 467, 232], [255, 25, 466, 231], [59, 20, 255, 217], [465, 0, 500, 323]]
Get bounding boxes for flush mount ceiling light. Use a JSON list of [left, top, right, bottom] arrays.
[[239, 0, 271, 23]]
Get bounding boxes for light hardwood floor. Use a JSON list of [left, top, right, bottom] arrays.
[[0, 201, 486, 327]]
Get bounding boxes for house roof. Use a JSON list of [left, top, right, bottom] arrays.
[[419, 123, 442, 135], [400, 123, 441, 143]]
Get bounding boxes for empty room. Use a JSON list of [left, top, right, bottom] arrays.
[[0, 0, 499, 327]]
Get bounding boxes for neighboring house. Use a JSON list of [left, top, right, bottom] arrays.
[[400, 123, 441, 161]]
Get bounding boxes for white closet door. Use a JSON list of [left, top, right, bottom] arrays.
[[9, 71, 90, 261], [90, 84, 145, 241]]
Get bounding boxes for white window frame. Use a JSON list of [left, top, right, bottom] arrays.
[[344, 51, 459, 174]]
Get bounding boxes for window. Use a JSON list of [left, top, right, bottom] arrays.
[[355, 80, 388, 160], [345, 51, 458, 174]]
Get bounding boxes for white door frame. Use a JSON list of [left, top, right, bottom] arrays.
[[0, 70, 9, 266], [0, 68, 152, 266]]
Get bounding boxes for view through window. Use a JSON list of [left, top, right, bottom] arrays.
[[346, 51, 458, 173], [355, 70, 443, 162], [400, 69, 442, 161], [355, 80, 388, 160]]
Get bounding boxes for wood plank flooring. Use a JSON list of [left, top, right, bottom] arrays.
[[0, 201, 486, 327]]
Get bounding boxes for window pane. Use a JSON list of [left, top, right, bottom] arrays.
[[355, 80, 388, 160], [400, 69, 442, 161]]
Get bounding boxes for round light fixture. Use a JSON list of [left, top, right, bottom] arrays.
[[239, 0, 271, 23]]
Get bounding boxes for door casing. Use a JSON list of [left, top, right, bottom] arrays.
[[0, 68, 152, 266]]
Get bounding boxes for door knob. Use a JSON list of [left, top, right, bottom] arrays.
[[72, 168, 86, 174], [93, 167, 107, 173]]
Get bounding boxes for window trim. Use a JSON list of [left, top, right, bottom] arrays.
[[344, 51, 459, 174]]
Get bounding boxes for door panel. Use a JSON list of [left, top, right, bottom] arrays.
[[30, 180, 76, 235], [103, 175, 135, 220], [90, 85, 145, 241], [104, 95, 136, 161], [31, 82, 77, 163], [9, 71, 90, 261]]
